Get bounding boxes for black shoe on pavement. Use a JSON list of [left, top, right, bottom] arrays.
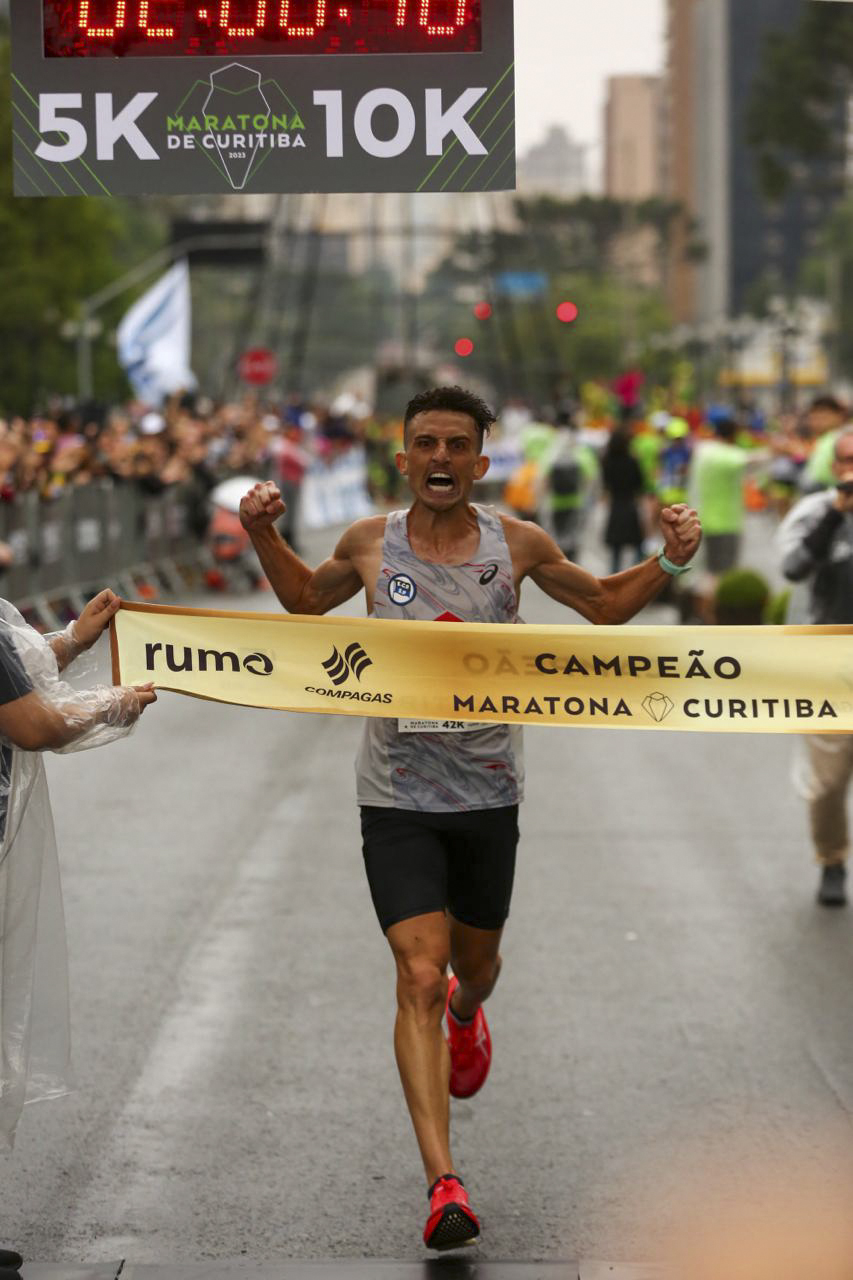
[[0, 1251, 22, 1269], [818, 863, 848, 907]]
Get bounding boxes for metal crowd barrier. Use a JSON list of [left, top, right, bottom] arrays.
[[0, 482, 212, 628]]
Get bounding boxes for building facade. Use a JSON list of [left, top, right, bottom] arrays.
[[665, 0, 844, 328], [605, 75, 664, 201], [604, 74, 665, 288], [663, 0, 699, 323], [517, 125, 588, 199]]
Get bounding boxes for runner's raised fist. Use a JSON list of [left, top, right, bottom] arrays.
[[239, 482, 286, 532], [660, 503, 702, 566]]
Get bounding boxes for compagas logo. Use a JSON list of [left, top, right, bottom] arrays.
[[322, 643, 373, 687], [166, 62, 307, 191], [306, 641, 390, 705]]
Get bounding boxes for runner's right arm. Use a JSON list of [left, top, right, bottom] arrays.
[[239, 481, 367, 615]]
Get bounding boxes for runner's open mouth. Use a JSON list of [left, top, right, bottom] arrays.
[[427, 472, 455, 491]]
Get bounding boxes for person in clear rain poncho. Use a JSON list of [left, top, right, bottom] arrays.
[[0, 589, 156, 1153]]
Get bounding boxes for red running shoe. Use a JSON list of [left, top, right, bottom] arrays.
[[445, 974, 492, 1099], [423, 1173, 480, 1251]]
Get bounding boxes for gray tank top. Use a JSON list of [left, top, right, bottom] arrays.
[[355, 504, 525, 812]]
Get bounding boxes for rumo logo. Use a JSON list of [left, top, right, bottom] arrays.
[[322, 643, 373, 686], [145, 643, 273, 676]]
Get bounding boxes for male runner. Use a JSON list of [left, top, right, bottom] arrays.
[[239, 386, 701, 1252]]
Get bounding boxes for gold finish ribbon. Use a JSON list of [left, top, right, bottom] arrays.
[[111, 602, 853, 734]]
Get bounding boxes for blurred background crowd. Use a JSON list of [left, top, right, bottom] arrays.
[[0, 378, 845, 627], [0, 382, 841, 509], [0, 394, 365, 503]]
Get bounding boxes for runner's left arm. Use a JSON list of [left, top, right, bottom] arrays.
[[508, 504, 701, 624]]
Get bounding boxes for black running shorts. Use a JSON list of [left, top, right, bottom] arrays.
[[360, 805, 519, 934]]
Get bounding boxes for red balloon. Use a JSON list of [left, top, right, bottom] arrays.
[[557, 301, 579, 324], [455, 338, 474, 357], [474, 301, 493, 321]]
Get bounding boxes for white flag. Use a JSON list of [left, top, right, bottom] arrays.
[[117, 260, 196, 405]]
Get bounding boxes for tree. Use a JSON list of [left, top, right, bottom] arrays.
[[747, 3, 853, 200], [0, 35, 166, 414], [421, 197, 676, 404], [799, 195, 853, 380]]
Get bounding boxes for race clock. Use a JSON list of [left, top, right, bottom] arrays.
[[44, 1, 483, 57], [11, 0, 515, 195]]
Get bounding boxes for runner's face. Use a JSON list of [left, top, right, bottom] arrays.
[[398, 411, 490, 509]]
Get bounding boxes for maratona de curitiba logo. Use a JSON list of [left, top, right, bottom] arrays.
[[322, 644, 373, 687], [167, 63, 306, 191], [642, 692, 676, 723]]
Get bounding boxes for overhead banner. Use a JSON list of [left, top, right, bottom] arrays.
[[11, 0, 515, 197], [111, 603, 853, 734]]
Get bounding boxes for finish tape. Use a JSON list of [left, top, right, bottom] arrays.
[[112, 602, 853, 734]]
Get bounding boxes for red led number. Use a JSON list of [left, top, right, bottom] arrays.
[[218, 1, 328, 37], [279, 1, 328, 36], [421, 0, 467, 36], [138, 0, 175, 37], [396, 1, 468, 35], [69, 0, 474, 47], [78, 0, 330, 40], [219, 1, 266, 37], [78, 0, 126, 37]]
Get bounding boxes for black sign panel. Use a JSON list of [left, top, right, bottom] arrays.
[[11, 0, 515, 196]]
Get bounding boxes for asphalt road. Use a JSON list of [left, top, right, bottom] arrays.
[[3, 510, 853, 1269]]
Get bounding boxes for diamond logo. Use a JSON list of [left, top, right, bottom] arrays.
[[642, 692, 676, 723]]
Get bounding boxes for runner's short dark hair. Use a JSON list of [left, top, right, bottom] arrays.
[[404, 386, 496, 450]]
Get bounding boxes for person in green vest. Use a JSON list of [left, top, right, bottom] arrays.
[[801, 394, 849, 493], [688, 417, 750, 580]]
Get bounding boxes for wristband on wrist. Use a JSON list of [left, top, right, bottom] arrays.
[[657, 549, 692, 577]]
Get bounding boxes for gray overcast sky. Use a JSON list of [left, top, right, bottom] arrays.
[[514, 0, 666, 180]]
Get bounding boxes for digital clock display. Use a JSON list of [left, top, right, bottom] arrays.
[[43, 0, 483, 57]]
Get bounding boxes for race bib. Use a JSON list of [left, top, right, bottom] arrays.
[[398, 718, 488, 734]]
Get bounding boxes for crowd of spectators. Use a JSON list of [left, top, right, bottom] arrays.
[[1, 386, 847, 532], [0, 392, 371, 506]]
